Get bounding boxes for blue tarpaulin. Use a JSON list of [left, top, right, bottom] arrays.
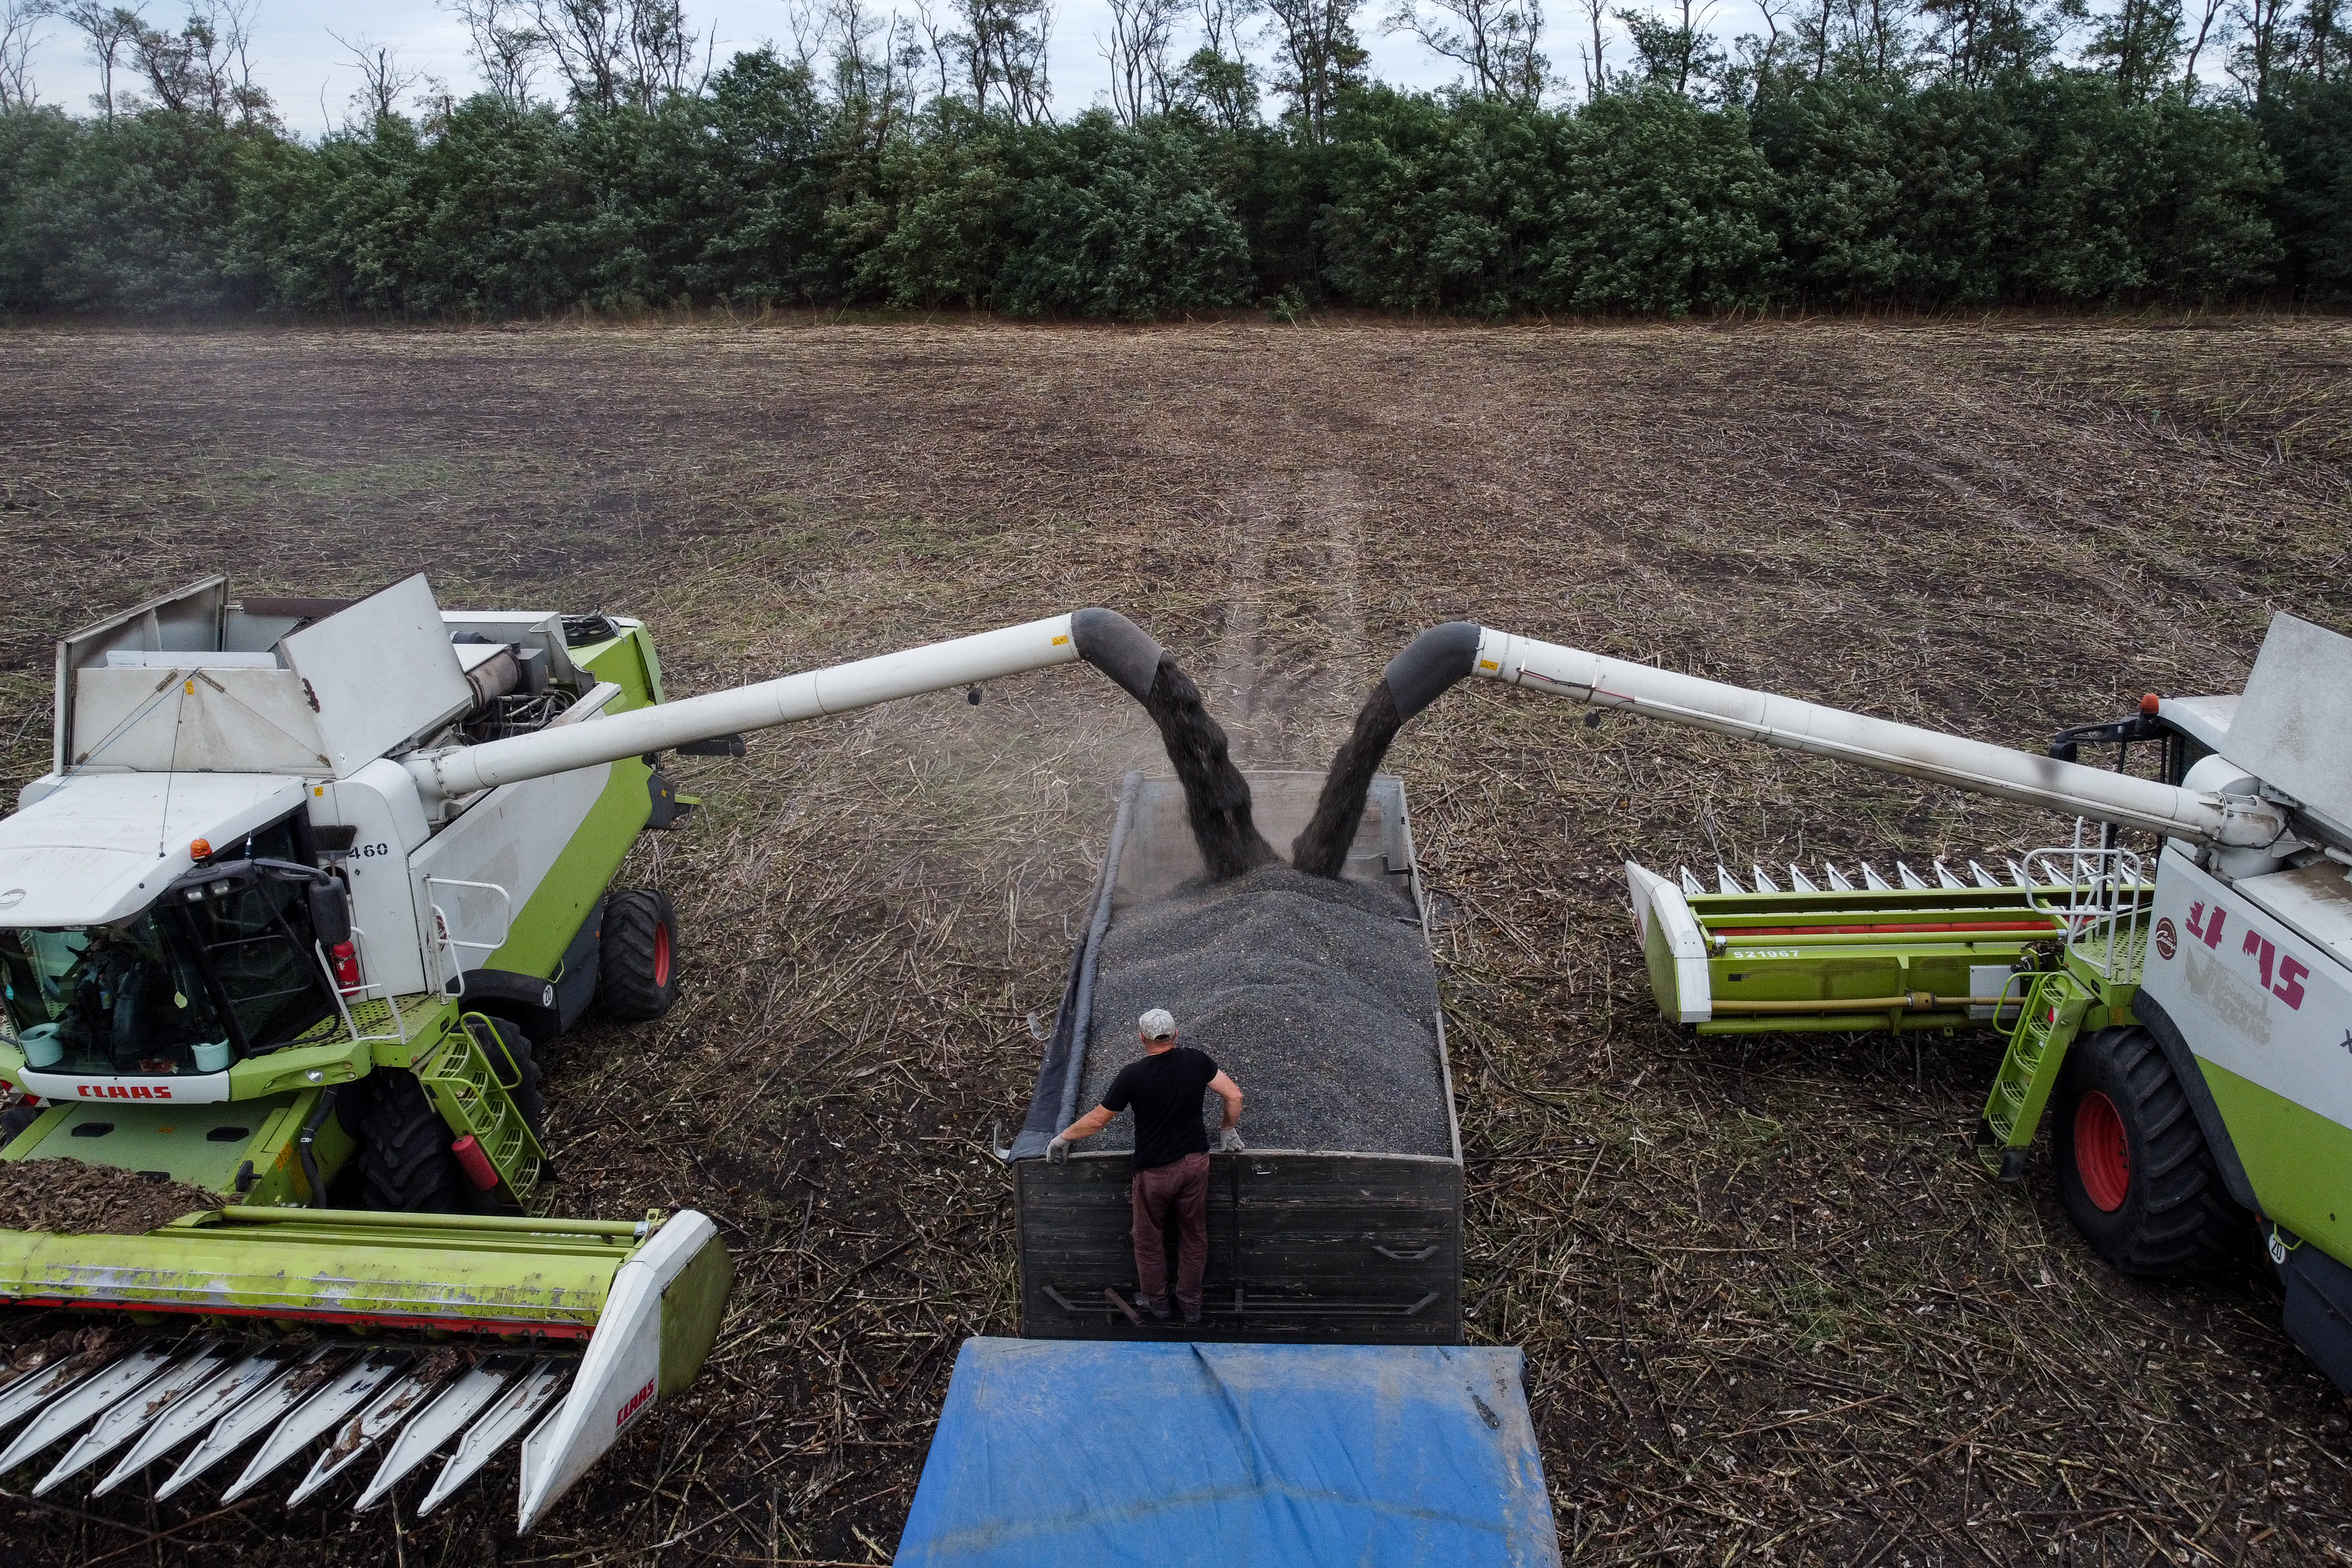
[[894, 1338, 1560, 1567]]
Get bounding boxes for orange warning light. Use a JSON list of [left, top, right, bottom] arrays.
[[2139, 693, 2161, 716], [190, 838, 212, 860]]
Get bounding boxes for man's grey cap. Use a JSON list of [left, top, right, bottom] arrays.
[[1139, 1008, 1177, 1040]]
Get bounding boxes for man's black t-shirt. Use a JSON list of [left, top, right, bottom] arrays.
[[1101, 1046, 1219, 1172]]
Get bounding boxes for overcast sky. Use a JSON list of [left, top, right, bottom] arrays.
[[10, 0, 1770, 138]]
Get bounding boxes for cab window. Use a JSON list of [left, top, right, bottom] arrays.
[[180, 820, 335, 1051]]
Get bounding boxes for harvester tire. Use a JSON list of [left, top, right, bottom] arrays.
[[2052, 1026, 2246, 1276], [357, 1070, 466, 1213], [597, 888, 679, 1022]]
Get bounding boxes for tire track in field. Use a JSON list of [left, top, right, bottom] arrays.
[[1310, 468, 1368, 689], [1209, 469, 1371, 768], [1209, 479, 1279, 761]]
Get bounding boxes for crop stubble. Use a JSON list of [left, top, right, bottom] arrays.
[[0, 315, 2348, 1565]]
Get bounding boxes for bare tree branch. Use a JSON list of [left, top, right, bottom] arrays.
[[446, 0, 546, 109], [1580, 0, 1608, 91], [115, 1, 270, 122], [2181, 0, 2226, 85], [1386, 0, 1547, 100], [956, 0, 1053, 121], [531, 0, 696, 111], [1102, 0, 1185, 121], [331, 28, 426, 122], [52, 0, 142, 119], [1264, 0, 1365, 139], [0, 0, 47, 108]]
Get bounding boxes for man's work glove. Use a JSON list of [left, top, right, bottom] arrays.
[[1218, 1128, 1245, 1153], [1048, 1134, 1071, 1164]]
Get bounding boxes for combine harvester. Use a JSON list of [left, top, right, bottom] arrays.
[[0, 577, 1195, 1530], [1334, 614, 2352, 1390]]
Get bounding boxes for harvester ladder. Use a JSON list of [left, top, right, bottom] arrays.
[[416, 1013, 547, 1200], [1976, 969, 2092, 1181]]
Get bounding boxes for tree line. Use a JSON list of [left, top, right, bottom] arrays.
[[0, 0, 2344, 317]]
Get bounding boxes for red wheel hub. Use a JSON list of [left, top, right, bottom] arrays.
[[653, 921, 672, 989], [2075, 1091, 2131, 1212]]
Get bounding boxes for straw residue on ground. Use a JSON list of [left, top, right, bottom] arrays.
[[0, 1159, 218, 1236]]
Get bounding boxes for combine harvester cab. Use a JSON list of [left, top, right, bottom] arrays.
[[0, 580, 1196, 1528]]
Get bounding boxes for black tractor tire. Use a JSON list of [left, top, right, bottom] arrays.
[[597, 888, 680, 1022], [2051, 1025, 2246, 1276], [357, 1069, 466, 1213]]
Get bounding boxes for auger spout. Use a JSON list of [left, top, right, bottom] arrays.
[[406, 605, 1276, 876], [408, 609, 1152, 802], [1470, 629, 2284, 848], [1297, 621, 2287, 870]]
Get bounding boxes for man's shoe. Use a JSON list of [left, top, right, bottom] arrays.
[[1134, 1292, 1172, 1321], [1182, 1310, 1203, 1326]]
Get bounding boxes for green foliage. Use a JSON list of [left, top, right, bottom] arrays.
[[2002, 73, 2278, 300], [1537, 88, 1781, 313], [0, 105, 276, 313], [1317, 86, 1779, 314], [831, 108, 1020, 308], [995, 112, 1255, 317], [1318, 88, 1566, 313], [0, 50, 2341, 319], [0, 107, 78, 309], [1753, 71, 2281, 304], [692, 51, 851, 303], [2257, 77, 2352, 298]]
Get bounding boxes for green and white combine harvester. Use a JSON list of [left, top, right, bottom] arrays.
[[1378, 612, 2352, 1389], [0, 576, 1170, 1528]]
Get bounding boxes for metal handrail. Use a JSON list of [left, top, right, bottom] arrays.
[[2024, 831, 2150, 984]]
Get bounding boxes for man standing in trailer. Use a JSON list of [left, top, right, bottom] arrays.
[[1049, 1008, 1244, 1326]]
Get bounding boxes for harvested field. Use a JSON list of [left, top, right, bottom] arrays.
[[0, 314, 2348, 1565]]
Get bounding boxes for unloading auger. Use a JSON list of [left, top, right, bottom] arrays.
[[0, 578, 1182, 1531], [1308, 615, 2352, 1394]]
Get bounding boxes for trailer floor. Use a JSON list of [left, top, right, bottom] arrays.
[[1, 314, 2348, 1565]]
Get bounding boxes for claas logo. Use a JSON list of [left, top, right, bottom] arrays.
[[76, 1083, 174, 1100], [616, 1377, 656, 1430]]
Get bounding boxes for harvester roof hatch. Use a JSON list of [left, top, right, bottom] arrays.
[[56, 573, 476, 780], [2219, 611, 2352, 842], [2155, 694, 2237, 755]]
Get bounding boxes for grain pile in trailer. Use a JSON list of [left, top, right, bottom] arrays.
[[1013, 770, 1464, 1343]]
